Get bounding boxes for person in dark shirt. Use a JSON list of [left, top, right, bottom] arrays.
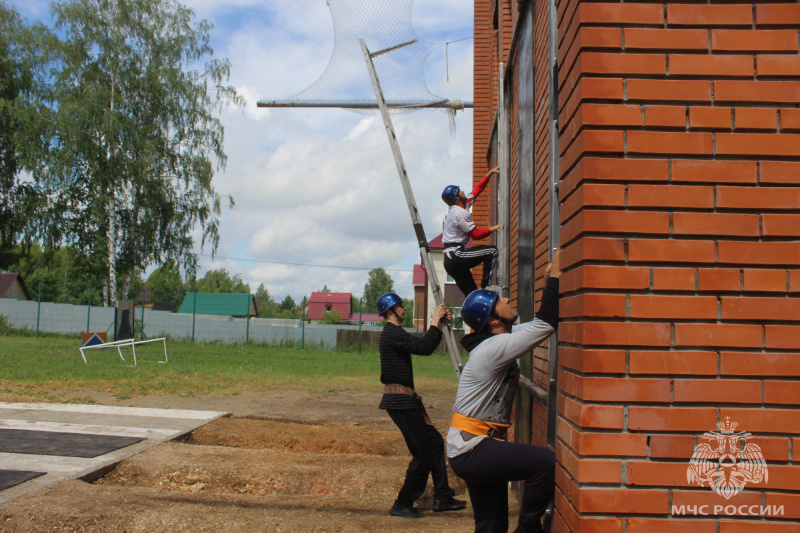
[[376, 292, 466, 519]]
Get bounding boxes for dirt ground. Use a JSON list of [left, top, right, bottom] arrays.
[[0, 389, 519, 532]]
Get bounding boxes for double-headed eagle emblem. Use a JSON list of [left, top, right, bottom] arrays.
[[687, 417, 768, 499]]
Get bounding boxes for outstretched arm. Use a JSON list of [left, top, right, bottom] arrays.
[[469, 224, 500, 240], [466, 166, 500, 206], [387, 304, 449, 356], [536, 249, 561, 329]]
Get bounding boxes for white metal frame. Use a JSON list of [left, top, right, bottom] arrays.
[[79, 337, 168, 366]]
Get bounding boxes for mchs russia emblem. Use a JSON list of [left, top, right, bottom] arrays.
[[687, 417, 768, 499]]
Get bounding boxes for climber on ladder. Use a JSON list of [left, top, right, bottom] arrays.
[[441, 166, 502, 297]]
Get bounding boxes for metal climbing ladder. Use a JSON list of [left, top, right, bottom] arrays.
[[359, 37, 463, 378]]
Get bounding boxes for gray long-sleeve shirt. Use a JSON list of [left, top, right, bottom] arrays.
[[446, 277, 559, 458]]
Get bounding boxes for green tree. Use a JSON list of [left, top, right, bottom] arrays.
[[363, 267, 394, 313], [319, 309, 342, 324], [8, 244, 105, 305], [38, 0, 243, 305], [402, 298, 415, 328], [145, 260, 185, 307], [0, 5, 49, 267], [189, 268, 249, 294], [279, 294, 296, 312], [255, 283, 271, 303], [255, 283, 277, 318]]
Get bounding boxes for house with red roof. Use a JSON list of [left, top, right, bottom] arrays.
[[414, 233, 469, 330], [306, 291, 352, 322]]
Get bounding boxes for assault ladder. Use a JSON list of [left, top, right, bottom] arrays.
[[359, 37, 463, 377]]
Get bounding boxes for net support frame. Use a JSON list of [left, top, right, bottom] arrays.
[[359, 36, 463, 378]]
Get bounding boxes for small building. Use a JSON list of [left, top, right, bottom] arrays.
[[307, 292, 352, 322], [412, 264, 428, 330], [348, 312, 383, 325], [418, 234, 468, 329], [0, 273, 32, 301], [177, 293, 257, 318]]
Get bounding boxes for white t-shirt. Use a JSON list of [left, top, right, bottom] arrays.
[[443, 205, 475, 245]]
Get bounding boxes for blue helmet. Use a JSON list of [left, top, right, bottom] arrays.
[[377, 292, 403, 316], [441, 185, 460, 206], [461, 289, 499, 332]]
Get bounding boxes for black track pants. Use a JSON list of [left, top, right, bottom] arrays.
[[443, 245, 498, 296], [449, 438, 555, 533], [387, 408, 454, 507]]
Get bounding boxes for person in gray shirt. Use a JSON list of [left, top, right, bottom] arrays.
[[447, 252, 561, 533]]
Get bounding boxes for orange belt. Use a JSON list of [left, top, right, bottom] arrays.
[[451, 412, 511, 439]]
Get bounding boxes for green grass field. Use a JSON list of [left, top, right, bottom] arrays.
[[0, 334, 459, 401]]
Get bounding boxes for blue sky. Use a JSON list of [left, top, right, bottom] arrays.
[[8, 0, 475, 302]]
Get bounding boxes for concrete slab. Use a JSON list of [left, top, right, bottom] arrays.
[[0, 402, 226, 508]]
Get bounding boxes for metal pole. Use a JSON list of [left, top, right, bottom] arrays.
[[246, 294, 252, 343], [301, 296, 306, 349], [358, 298, 363, 354], [257, 99, 474, 109], [546, 0, 561, 454], [191, 290, 197, 342], [359, 36, 462, 378], [36, 283, 41, 338], [496, 63, 510, 294], [86, 281, 92, 333], [415, 301, 419, 335], [140, 287, 145, 341], [113, 294, 117, 342]]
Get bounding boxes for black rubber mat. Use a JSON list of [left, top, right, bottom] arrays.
[[0, 429, 143, 458], [0, 470, 45, 491]]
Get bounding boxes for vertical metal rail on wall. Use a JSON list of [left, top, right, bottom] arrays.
[[359, 36, 463, 378], [546, 0, 561, 453], [496, 63, 510, 293]]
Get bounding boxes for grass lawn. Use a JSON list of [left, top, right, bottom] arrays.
[[0, 334, 459, 401]]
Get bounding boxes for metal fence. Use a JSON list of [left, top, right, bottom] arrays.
[[0, 298, 397, 351]]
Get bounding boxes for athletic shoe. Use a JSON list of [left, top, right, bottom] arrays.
[[432, 497, 467, 512], [389, 502, 422, 519]]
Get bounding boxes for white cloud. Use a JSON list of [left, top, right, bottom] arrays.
[[8, 0, 475, 303]]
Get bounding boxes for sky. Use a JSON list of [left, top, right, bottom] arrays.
[[8, 0, 475, 303]]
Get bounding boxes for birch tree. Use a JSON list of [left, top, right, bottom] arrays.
[[42, 0, 243, 305], [0, 4, 51, 266]]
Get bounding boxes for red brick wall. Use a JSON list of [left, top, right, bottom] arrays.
[[475, 0, 800, 530], [472, 0, 499, 266], [554, 1, 800, 531]]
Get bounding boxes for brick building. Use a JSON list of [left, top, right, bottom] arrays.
[[472, 1, 800, 530]]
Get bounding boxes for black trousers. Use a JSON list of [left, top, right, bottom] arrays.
[[444, 245, 498, 296], [449, 438, 555, 533], [387, 407, 453, 507]]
